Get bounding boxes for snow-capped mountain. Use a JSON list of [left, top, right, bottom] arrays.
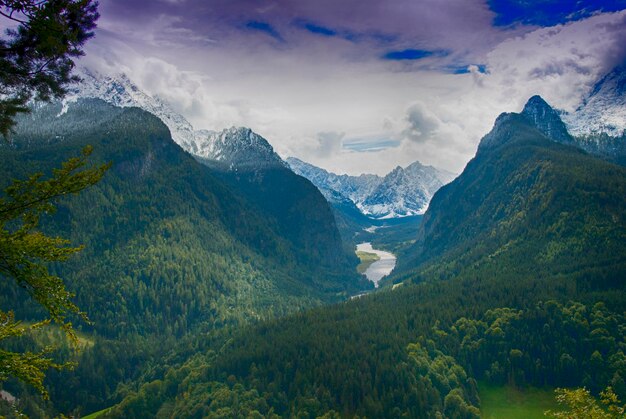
[[67, 68, 288, 171], [482, 94, 626, 166], [361, 161, 456, 218], [287, 157, 381, 204], [65, 68, 202, 153], [195, 127, 287, 171], [287, 157, 455, 219], [563, 63, 626, 138]]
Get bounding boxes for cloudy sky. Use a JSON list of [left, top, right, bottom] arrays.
[[81, 0, 626, 175]]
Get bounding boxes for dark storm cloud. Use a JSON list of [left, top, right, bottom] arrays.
[[403, 103, 440, 143]]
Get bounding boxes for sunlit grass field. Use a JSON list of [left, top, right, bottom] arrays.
[[479, 382, 561, 418]]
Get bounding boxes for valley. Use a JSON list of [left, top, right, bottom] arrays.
[[2, 86, 623, 418], [1, 3, 626, 418]]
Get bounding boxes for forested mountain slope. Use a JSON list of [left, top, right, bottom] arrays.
[[0, 99, 363, 340], [392, 97, 626, 286], [100, 98, 626, 418], [196, 127, 360, 276]]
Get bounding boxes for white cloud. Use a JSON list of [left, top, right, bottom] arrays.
[[315, 132, 345, 157], [480, 11, 626, 113], [403, 102, 440, 143], [79, 8, 626, 176]]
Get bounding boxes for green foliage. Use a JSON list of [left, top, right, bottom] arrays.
[[103, 264, 624, 418], [407, 342, 480, 418], [0, 146, 109, 331], [98, 354, 280, 419], [546, 386, 625, 418], [0, 0, 99, 136], [433, 301, 626, 398], [0, 146, 107, 396]]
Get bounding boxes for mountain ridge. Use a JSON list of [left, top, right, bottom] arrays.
[[392, 95, 626, 285], [287, 157, 455, 219]]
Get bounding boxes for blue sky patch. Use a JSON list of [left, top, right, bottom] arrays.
[[294, 19, 396, 45], [343, 138, 401, 152], [489, 0, 626, 27], [448, 64, 488, 74], [297, 20, 337, 37], [245, 21, 285, 42], [382, 49, 445, 61]]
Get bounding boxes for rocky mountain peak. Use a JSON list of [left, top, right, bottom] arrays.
[[521, 95, 572, 144], [196, 127, 287, 171]]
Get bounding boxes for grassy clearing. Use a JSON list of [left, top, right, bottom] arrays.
[[82, 407, 112, 418], [356, 250, 380, 274], [479, 382, 561, 419]]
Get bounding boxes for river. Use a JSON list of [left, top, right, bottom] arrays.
[[356, 242, 396, 287]]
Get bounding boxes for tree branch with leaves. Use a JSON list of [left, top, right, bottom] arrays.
[[0, 0, 101, 398], [0, 146, 109, 397]]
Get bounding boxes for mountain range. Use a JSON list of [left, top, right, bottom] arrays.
[[1, 97, 366, 339], [70, 69, 457, 221], [287, 157, 456, 219]]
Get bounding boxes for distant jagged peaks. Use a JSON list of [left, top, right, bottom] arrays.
[[361, 161, 456, 218], [287, 157, 381, 205], [287, 157, 455, 219]]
